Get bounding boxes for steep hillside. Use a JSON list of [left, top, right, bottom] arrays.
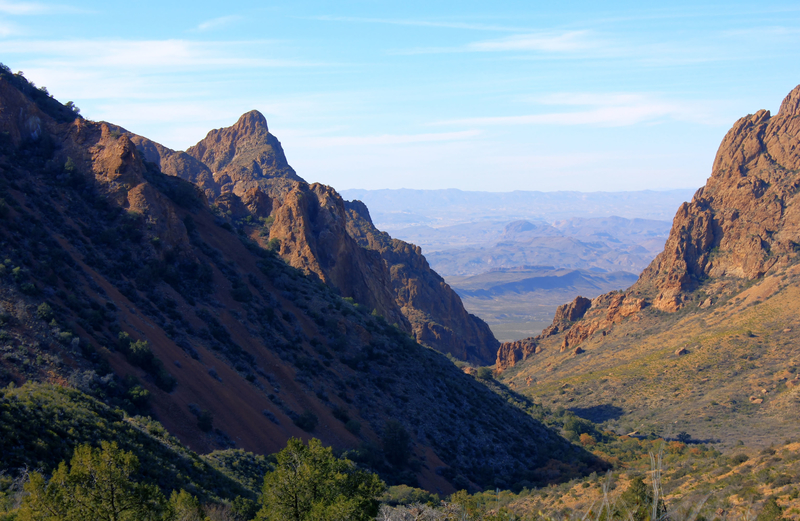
[[0, 67, 601, 492], [130, 112, 498, 364], [495, 85, 800, 446]]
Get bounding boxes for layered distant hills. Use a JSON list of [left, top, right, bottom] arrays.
[[355, 205, 676, 340], [448, 267, 638, 341], [496, 84, 800, 447]]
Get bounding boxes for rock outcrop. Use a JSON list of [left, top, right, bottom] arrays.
[[539, 296, 592, 337], [131, 111, 498, 364], [635, 84, 800, 311], [508, 84, 800, 357], [186, 111, 301, 195], [495, 338, 538, 373]]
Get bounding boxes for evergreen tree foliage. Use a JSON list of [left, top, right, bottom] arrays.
[[257, 438, 384, 521], [617, 475, 666, 521], [756, 497, 785, 521], [382, 421, 411, 468], [18, 442, 167, 521], [166, 490, 204, 521]]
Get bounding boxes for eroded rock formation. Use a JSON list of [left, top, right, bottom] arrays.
[[130, 111, 498, 364], [502, 84, 800, 357], [496, 338, 538, 373]]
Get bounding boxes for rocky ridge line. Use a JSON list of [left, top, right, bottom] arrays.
[[496, 84, 800, 369], [132, 112, 498, 364]]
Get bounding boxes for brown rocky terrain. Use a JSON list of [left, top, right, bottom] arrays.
[[495, 338, 538, 373], [494, 84, 800, 445], [0, 68, 605, 492], [130, 112, 498, 364], [496, 83, 800, 371]]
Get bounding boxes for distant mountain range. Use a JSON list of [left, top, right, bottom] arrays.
[[448, 267, 639, 342], [340, 190, 689, 340], [340, 188, 697, 230], [401, 216, 672, 277]]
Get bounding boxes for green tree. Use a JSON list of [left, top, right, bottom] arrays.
[[166, 490, 204, 521], [756, 497, 785, 521], [257, 438, 384, 521], [617, 475, 666, 521], [18, 441, 166, 521], [382, 420, 411, 468]]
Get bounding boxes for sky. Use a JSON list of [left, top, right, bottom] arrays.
[[1, 1, 799, 192]]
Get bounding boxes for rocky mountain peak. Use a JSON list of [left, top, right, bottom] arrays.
[[779, 84, 800, 117], [234, 109, 269, 134], [184, 110, 301, 196], [516, 84, 800, 358]]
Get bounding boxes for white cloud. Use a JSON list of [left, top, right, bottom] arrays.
[[0, 19, 21, 36], [313, 15, 522, 32], [466, 31, 593, 52], [195, 15, 242, 32], [722, 26, 800, 38], [437, 92, 726, 128], [296, 130, 481, 147], [0, 0, 86, 15], [393, 30, 599, 55], [2, 39, 318, 69], [0, 0, 48, 14]]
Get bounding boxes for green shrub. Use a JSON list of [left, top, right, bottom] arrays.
[[258, 438, 384, 521], [731, 454, 750, 465], [293, 410, 318, 432], [382, 420, 410, 468], [36, 302, 54, 321], [346, 420, 361, 436]]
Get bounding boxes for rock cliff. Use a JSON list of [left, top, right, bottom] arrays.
[[497, 84, 800, 364], [345, 201, 500, 364], [133, 112, 498, 364], [495, 338, 538, 373], [636, 85, 800, 311]]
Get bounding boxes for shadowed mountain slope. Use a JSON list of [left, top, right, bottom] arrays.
[[130, 112, 498, 365], [0, 67, 602, 492]]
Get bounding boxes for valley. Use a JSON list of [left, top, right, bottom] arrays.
[[1, 60, 800, 520], [345, 197, 680, 341]]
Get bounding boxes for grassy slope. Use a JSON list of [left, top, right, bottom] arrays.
[[0, 382, 262, 501], [498, 262, 800, 447]]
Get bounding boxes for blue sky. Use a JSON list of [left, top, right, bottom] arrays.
[[2, 1, 799, 192]]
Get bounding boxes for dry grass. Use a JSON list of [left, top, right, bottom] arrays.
[[499, 263, 800, 447]]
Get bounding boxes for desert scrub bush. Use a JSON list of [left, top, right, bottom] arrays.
[[292, 410, 318, 432], [188, 403, 214, 432], [117, 332, 176, 392]]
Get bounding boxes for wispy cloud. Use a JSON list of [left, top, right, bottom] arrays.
[[394, 30, 598, 55], [299, 130, 480, 147], [467, 31, 593, 52], [313, 15, 522, 32], [0, 0, 86, 15], [2, 39, 318, 69], [722, 25, 800, 38], [0, 0, 48, 14], [195, 15, 242, 32], [0, 19, 20, 36], [437, 93, 725, 127]]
